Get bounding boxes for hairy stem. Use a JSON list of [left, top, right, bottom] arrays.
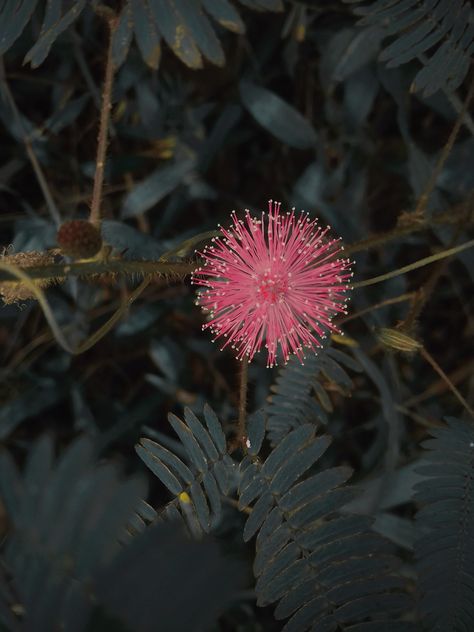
[[353, 239, 474, 289], [420, 347, 474, 418], [0, 260, 196, 283], [89, 14, 118, 225]]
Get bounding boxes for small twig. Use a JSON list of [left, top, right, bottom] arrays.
[[0, 58, 61, 225], [338, 292, 415, 325], [420, 347, 474, 418], [238, 356, 249, 450], [89, 14, 118, 225], [418, 53, 474, 136], [345, 202, 471, 255], [353, 239, 474, 289], [413, 76, 474, 218], [402, 200, 473, 330], [405, 360, 474, 408]]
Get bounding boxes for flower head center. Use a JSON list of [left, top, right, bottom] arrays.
[[257, 270, 289, 304]]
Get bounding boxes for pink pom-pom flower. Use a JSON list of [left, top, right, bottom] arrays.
[[192, 200, 353, 368]]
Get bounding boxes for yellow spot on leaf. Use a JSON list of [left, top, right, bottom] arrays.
[[179, 492, 191, 504]]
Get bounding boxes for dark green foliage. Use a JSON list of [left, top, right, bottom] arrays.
[[414, 417, 474, 631], [95, 522, 244, 632], [0, 0, 282, 70], [0, 435, 241, 632], [136, 404, 237, 533], [344, 0, 474, 95], [239, 418, 416, 630], [266, 344, 360, 445], [1, 0, 472, 630], [0, 435, 146, 630], [240, 80, 318, 149]]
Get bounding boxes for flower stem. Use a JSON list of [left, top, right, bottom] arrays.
[[89, 12, 118, 225], [353, 239, 474, 289], [238, 357, 249, 450], [420, 347, 474, 418]]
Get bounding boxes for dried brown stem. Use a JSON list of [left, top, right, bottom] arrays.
[[420, 347, 474, 418], [413, 76, 474, 219], [89, 14, 118, 225]]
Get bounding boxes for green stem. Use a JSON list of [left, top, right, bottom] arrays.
[[353, 240, 474, 289]]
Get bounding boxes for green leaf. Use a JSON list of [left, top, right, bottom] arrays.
[[112, 4, 134, 68], [240, 81, 317, 149], [148, 0, 203, 69], [173, 0, 225, 65], [202, 0, 245, 33], [246, 410, 266, 456], [24, 0, 87, 68], [136, 444, 183, 495], [122, 159, 195, 217], [0, 0, 39, 55], [131, 0, 161, 69]]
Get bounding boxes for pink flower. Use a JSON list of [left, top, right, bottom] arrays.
[[192, 200, 353, 367]]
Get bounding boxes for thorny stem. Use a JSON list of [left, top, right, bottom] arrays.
[[1, 205, 470, 285], [413, 76, 474, 219], [420, 347, 474, 418], [0, 260, 196, 283], [0, 59, 61, 226], [89, 14, 118, 225], [352, 239, 474, 289], [238, 356, 249, 451]]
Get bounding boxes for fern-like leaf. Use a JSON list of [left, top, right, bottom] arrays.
[[0, 0, 282, 69], [115, 0, 283, 69], [266, 345, 360, 446], [239, 421, 416, 631], [344, 0, 474, 95], [414, 417, 474, 631], [136, 404, 236, 533], [0, 434, 146, 631]]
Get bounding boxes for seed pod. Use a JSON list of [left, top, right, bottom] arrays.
[[57, 220, 102, 259], [378, 327, 422, 354]]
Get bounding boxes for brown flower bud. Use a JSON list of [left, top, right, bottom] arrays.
[[57, 220, 102, 259]]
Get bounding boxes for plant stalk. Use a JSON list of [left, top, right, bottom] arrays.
[[238, 356, 249, 450], [353, 239, 474, 289], [89, 14, 117, 225], [420, 347, 474, 418]]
